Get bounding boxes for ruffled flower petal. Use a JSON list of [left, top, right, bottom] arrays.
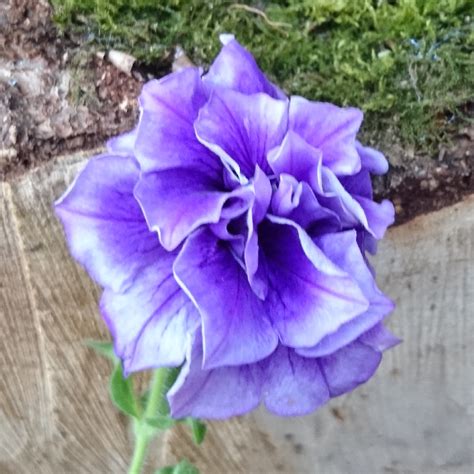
[[318, 340, 382, 396], [243, 165, 272, 299], [359, 323, 401, 351], [357, 142, 389, 175], [134, 168, 254, 251], [55, 154, 159, 293], [173, 228, 278, 369], [107, 128, 137, 156], [261, 345, 330, 416], [271, 174, 303, 216], [289, 97, 363, 176], [134, 68, 222, 179], [267, 130, 324, 193], [319, 167, 394, 239], [353, 196, 395, 240], [339, 168, 373, 199], [204, 34, 285, 99], [169, 334, 390, 419], [260, 217, 369, 348], [101, 255, 200, 375], [289, 182, 341, 234], [297, 231, 394, 357], [195, 89, 288, 178]]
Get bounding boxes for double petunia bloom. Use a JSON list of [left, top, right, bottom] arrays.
[[56, 35, 398, 419]]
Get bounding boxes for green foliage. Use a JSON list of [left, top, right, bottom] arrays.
[[86, 342, 202, 473], [109, 362, 140, 418], [85, 339, 116, 360], [156, 467, 175, 474], [156, 459, 200, 474], [51, 0, 473, 154], [145, 415, 176, 430], [87, 340, 141, 417], [186, 418, 207, 445]]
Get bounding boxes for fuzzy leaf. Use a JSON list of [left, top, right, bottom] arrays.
[[145, 415, 176, 430], [109, 363, 139, 418], [155, 460, 199, 474], [174, 460, 200, 474], [86, 340, 116, 361], [155, 467, 174, 474]]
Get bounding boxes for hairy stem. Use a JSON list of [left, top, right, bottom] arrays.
[[128, 368, 176, 474]]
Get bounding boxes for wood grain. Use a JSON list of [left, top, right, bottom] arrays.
[[161, 416, 292, 473], [1, 182, 52, 473], [1, 153, 133, 473], [253, 194, 474, 474], [1, 153, 473, 473]]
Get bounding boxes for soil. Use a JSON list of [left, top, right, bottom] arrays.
[[1, 0, 472, 224], [0, 0, 141, 180]]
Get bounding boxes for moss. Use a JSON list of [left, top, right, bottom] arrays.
[[51, 0, 473, 154]]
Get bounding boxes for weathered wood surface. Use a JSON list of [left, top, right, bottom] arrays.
[[164, 185, 474, 472], [251, 194, 474, 474], [1, 153, 473, 473], [1, 153, 131, 473]]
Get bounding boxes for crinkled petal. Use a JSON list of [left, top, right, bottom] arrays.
[[134, 169, 253, 251], [297, 292, 393, 357], [244, 166, 272, 299], [357, 230, 378, 256], [204, 34, 285, 99], [260, 217, 369, 348], [289, 97, 362, 175], [168, 332, 262, 419], [135, 68, 222, 179], [173, 228, 278, 369], [354, 197, 395, 240], [271, 174, 303, 217], [319, 341, 382, 397], [55, 154, 159, 293], [261, 346, 330, 416], [319, 167, 364, 228], [267, 130, 323, 193], [101, 255, 200, 375], [297, 230, 394, 357], [271, 176, 340, 235], [316, 230, 380, 296], [107, 128, 137, 156], [339, 168, 373, 199], [320, 167, 394, 239], [359, 323, 401, 351], [195, 89, 288, 178], [357, 141, 389, 175], [320, 168, 394, 239]]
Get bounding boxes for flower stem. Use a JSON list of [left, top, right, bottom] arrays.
[[128, 429, 149, 474], [128, 368, 174, 474]]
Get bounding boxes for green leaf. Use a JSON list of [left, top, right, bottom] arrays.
[[85, 340, 116, 361], [156, 367, 181, 416], [145, 415, 176, 430], [155, 467, 174, 474], [155, 460, 199, 474], [187, 418, 206, 445], [109, 363, 139, 418], [174, 460, 200, 474]]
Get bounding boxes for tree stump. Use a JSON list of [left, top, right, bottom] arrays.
[[1, 153, 473, 473]]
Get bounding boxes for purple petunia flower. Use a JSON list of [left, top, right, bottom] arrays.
[[55, 34, 398, 419]]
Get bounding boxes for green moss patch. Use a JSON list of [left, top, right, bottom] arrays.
[[51, 0, 473, 155]]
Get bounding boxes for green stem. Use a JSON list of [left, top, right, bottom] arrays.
[[128, 428, 149, 474], [128, 368, 174, 474]]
